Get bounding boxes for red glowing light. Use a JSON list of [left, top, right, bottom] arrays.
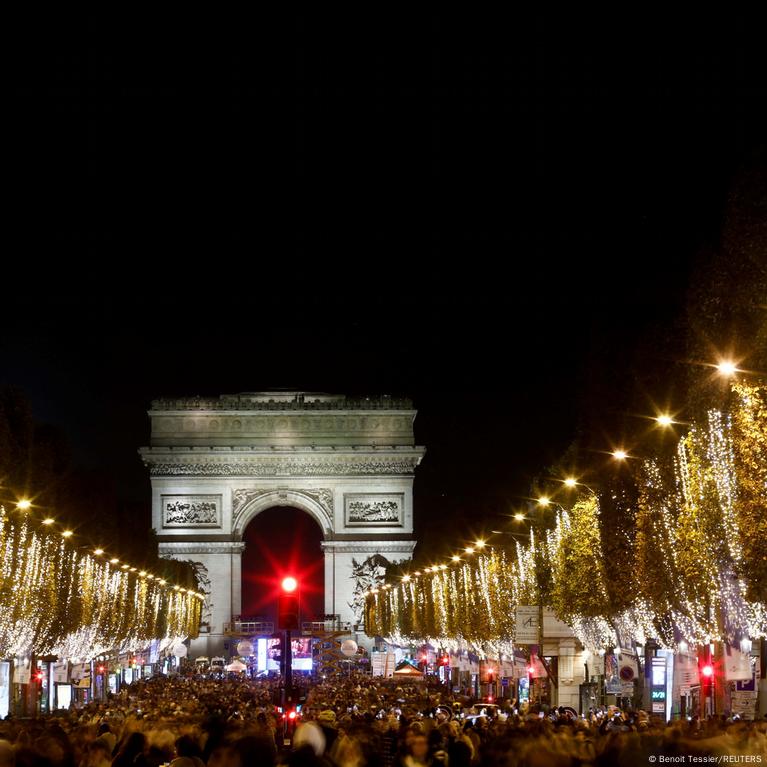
[[702, 665, 714, 678], [288, 710, 297, 720], [281, 576, 298, 593], [241, 508, 324, 618], [527, 666, 535, 675]]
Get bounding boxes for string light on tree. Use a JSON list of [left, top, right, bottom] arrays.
[[0, 503, 203, 659], [365, 381, 767, 654]]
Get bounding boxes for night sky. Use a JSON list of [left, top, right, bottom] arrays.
[[4, 14, 765, 578]]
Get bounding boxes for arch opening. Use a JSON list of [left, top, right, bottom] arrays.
[[241, 506, 325, 623]]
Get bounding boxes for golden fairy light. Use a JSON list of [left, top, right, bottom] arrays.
[[365, 381, 767, 653], [0, 504, 203, 659]]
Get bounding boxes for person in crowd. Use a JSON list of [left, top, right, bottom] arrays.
[[0, 671, 764, 766]]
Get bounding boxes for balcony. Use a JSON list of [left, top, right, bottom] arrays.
[[224, 620, 275, 636], [223, 615, 352, 637], [301, 617, 352, 634]]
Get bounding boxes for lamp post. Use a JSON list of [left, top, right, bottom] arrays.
[[528, 495, 566, 708]]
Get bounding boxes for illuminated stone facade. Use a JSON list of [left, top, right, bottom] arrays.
[[140, 392, 424, 657]]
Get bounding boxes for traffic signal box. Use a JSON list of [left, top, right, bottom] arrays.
[[278, 592, 299, 630]]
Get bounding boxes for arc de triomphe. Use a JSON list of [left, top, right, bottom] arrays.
[[139, 392, 424, 657]]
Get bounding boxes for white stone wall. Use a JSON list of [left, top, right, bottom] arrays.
[[149, 471, 418, 656]]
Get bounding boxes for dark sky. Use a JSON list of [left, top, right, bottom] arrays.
[[4, 12, 765, 563]]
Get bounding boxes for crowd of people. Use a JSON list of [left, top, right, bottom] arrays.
[[0, 671, 765, 766]]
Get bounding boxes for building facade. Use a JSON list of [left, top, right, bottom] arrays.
[[139, 392, 424, 658]]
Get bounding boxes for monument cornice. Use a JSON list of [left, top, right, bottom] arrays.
[[139, 448, 424, 477], [158, 541, 246, 555], [320, 541, 417, 554], [149, 393, 413, 412], [150, 408, 416, 416]]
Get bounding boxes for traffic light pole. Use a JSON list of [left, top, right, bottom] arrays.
[[278, 576, 299, 743], [284, 629, 292, 691]]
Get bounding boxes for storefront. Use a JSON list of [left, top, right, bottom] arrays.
[[70, 662, 92, 706], [52, 660, 71, 710], [0, 661, 10, 718]]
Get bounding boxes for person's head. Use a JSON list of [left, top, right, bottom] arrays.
[[0, 740, 14, 767], [234, 735, 275, 767], [119, 731, 147, 758], [175, 734, 202, 759], [35, 734, 69, 766], [316, 710, 336, 728], [85, 739, 111, 767], [409, 733, 429, 761], [147, 729, 176, 761]]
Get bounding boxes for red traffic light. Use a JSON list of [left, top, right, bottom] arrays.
[[34, 671, 44, 682], [97, 666, 106, 674], [278, 591, 300, 630], [701, 664, 714, 678], [288, 710, 297, 720], [281, 577, 298, 593]]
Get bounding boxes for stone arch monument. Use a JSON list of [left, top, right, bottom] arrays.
[[139, 392, 424, 657]]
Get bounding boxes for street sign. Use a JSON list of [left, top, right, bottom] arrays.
[[515, 606, 539, 643]]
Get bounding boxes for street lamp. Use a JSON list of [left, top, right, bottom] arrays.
[[655, 414, 674, 428], [612, 449, 628, 461], [536, 497, 567, 514], [562, 477, 598, 495], [716, 360, 738, 377], [528, 495, 566, 708]]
